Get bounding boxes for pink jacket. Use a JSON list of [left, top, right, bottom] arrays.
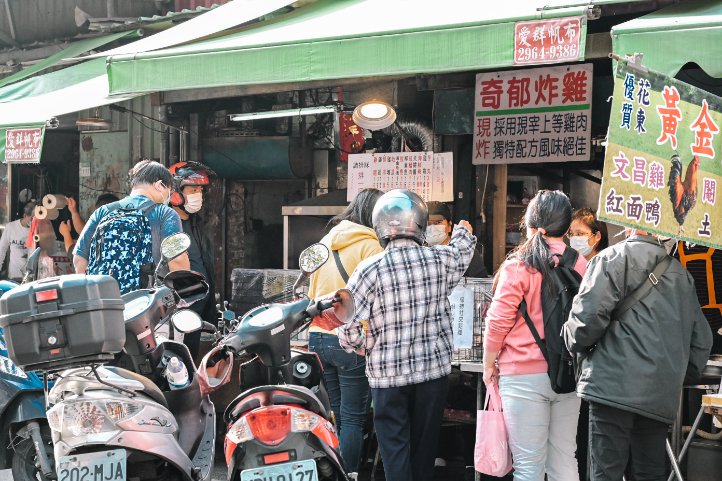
[[484, 239, 587, 376]]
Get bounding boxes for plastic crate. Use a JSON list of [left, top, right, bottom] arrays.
[[452, 277, 493, 362]]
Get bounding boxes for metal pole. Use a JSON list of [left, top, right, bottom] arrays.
[[666, 440, 685, 481], [667, 406, 705, 481]]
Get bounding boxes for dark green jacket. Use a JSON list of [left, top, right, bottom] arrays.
[[563, 235, 713, 424]]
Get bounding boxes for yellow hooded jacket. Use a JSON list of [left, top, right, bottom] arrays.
[[308, 220, 383, 334]]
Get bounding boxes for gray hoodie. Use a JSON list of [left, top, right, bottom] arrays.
[[563, 235, 713, 424]]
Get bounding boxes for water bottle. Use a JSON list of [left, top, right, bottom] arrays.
[[165, 356, 189, 390]]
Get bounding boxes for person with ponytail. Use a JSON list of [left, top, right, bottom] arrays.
[[483, 190, 586, 481]]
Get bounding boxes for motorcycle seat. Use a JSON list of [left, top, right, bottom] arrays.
[[225, 384, 327, 424], [104, 366, 168, 408]]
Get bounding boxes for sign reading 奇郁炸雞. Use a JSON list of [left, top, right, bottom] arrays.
[[599, 59, 722, 247], [473, 64, 592, 165]]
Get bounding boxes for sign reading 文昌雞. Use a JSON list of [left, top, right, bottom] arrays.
[[514, 17, 584, 66], [473, 64, 592, 165], [5, 127, 44, 163], [599, 60, 722, 247]]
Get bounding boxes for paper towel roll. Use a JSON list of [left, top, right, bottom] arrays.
[[33, 234, 40, 243], [43, 194, 67, 210], [34, 206, 59, 220]]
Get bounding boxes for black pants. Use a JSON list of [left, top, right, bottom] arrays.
[[589, 401, 668, 481], [371, 376, 448, 481]]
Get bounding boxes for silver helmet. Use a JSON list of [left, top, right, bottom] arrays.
[[372, 189, 428, 246]]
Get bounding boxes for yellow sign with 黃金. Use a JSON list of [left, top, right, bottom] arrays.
[[599, 60, 722, 248]]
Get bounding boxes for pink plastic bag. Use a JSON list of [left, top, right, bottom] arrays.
[[474, 383, 513, 476]]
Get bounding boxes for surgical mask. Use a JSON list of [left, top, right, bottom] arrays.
[[569, 235, 593, 257], [184, 192, 203, 214], [426, 224, 448, 246], [160, 184, 171, 206]]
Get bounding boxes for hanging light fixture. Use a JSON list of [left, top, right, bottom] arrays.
[[352, 100, 396, 130], [229, 106, 338, 122]]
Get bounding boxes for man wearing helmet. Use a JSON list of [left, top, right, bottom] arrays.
[[169, 161, 216, 358], [337, 189, 476, 481]]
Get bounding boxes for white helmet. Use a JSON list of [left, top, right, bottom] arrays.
[[372, 189, 428, 247]]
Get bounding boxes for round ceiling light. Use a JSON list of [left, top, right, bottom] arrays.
[[352, 100, 396, 130]]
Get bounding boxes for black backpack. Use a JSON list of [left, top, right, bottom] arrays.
[[520, 248, 582, 394]]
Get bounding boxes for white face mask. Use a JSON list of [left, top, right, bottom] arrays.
[[569, 235, 593, 257], [184, 192, 203, 214], [426, 224, 448, 246]]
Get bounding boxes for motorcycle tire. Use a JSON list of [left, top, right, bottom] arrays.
[[11, 426, 53, 481]]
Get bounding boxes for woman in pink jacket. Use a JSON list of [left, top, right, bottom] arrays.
[[483, 190, 586, 481]]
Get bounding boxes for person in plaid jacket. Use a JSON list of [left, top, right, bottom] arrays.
[[338, 189, 476, 481]]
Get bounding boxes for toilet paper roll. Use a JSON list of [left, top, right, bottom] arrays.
[[33, 234, 40, 243], [34, 206, 59, 220], [43, 194, 67, 210]]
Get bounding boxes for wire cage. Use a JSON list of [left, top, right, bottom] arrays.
[[229, 268, 309, 342], [452, 277, 493, 363]]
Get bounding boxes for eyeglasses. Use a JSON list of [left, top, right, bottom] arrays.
[[567, 231, 593, 238]]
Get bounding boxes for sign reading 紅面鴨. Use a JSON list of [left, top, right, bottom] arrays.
[[599, 60, 722, 247], [473, 64, 592, 164]]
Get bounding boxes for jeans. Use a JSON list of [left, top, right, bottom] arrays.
[[371, 375, 449, 481], [588, 402, 668, 481], [499, 373, 581, 481], [308, 332, 370, 472]]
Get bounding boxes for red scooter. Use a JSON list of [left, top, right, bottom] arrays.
[[199, 244, 355, 481]]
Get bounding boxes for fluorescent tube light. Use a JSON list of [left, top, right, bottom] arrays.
[[229, 106, 337, 122]]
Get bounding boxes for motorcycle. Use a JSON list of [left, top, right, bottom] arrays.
[[43, 233, 217, 481], [0, 248, 56, 481], [200, 243, 356, 481]]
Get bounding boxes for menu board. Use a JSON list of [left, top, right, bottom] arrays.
[[347, 151, 453, 202]]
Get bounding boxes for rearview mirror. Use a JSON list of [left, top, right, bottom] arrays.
[[299, 243, 329, 274], [171, 310, 203, 333], [161, 233, 191, 261]]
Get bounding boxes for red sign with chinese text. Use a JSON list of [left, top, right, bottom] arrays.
[[514, 17, 584, 66], [5, 127, 44, 163], [338, 113, 365, 162]]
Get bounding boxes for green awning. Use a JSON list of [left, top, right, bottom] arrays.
[[0, 30, 139, 89], [0, 58, 139, 162], [106, 0, 595, 95], [612, 0, 722, 78]]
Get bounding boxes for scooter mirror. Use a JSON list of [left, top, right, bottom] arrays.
[[23, 247, 42, 283], [298, 243, 329, 274], [161, 233, 192, 261], [171, 309, 203, 333], [332, 288, 355, 324]]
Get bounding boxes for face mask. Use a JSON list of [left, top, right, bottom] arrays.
[[159, 183, 171, 206], [184, 192, 203, 214], [426, 224, 448, 246], [569, 235, 592, 257]]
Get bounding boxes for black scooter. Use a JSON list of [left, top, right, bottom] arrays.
[[200, 243, 355, 481]]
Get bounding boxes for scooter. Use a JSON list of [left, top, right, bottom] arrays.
[[199, 243, 356, 481], [43, 233, 217, 481], [0, 248, 56, 481]]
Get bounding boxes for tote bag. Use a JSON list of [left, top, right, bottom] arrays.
[[474, 383, 513, 476]]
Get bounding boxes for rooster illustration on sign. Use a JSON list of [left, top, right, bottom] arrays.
[[668, 154, 700, 234]]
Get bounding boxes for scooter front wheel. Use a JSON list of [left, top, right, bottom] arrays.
[[11, 426, 53, 481]]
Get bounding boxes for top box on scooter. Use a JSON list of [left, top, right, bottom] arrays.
[[0, 274, 126, 372]]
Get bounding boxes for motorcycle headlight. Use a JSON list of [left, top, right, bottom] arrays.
[[47, 399, 145, 436]]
